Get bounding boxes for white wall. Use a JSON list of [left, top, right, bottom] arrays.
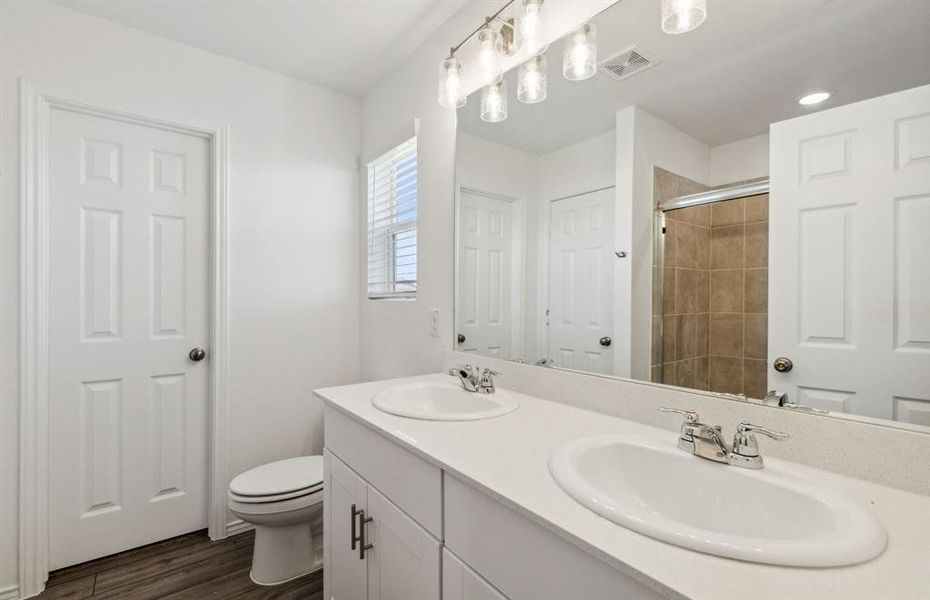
[[0, 1, 360, 590], [539, 131, 616, 201], [359, 0, 614, 381], [710, 133, 770, 186]]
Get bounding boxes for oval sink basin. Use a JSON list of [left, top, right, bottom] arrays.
[[372, 381, 519, 421], [549, 435, 886, 567]]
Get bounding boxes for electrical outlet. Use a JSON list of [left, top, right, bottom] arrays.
[[429, 308, 440, 337]]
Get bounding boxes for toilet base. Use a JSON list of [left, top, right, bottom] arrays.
[[249, 521, 322, 586]]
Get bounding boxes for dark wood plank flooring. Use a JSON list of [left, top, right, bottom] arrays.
[[35, 530, 323, 599]]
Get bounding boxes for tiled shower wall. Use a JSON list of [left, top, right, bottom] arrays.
[[652, 168, 711, 390], [708, 194, 769, 398], [652, 167, 769, 398]]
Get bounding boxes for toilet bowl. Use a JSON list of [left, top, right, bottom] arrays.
[[228, 455, 324, 585]]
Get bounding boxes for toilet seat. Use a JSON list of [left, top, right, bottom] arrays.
[[229, 456, 323, 504], [229, 486, 323, 516]]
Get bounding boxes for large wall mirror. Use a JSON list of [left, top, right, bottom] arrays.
[[453, 0, 930, 432]]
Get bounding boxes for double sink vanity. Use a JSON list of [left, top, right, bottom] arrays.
[[315, 368, 929, 600]]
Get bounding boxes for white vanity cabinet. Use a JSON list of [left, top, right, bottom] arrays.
[[323, 404, 663, 600], [324, 451, 441, 600]]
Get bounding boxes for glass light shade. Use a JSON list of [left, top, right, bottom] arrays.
[[562, 23, 597, 81], [477, 27, 503, 86], [661, 0, 707, 34], [517, 55, 547, 104], [480, 80, 508, 123], [437, 56, 466, 109], [516, 0, 548, 57]]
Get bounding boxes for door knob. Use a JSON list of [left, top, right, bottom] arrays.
[[189, 347, 206, 362], [457, 333, 466, 344], [599, 336, 612, 347], [773, 357, 793, 373]]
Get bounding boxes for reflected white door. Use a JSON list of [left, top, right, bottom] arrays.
[[48, 108, 210, 568], [769, 85, 930, 425], [547, 188, 615, 374], [456, 189, 514, 358]]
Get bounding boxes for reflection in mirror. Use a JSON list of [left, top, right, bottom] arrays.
[[453, 0, 930, 431]]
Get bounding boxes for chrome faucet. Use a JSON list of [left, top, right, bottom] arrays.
[[659, 407, 788, 469], [449, 365, 501, 394]]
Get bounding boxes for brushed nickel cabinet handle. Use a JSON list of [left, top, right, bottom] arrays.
[[359, 511, 373, 560], [351, 503, 362, 551]]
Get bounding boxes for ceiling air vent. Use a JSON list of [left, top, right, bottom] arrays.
[[600, 46, 658, 82]]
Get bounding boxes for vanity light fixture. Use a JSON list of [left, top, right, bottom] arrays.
[[437, 56, 466, 109], [518, 54, 547, 103], [481, 80, 508, 122], [477, 26, 504, 86], [661, 0, 707, 35], [516, 0, 547, 57], [563, 23, 597, 81], [798, 91, 831, 106]]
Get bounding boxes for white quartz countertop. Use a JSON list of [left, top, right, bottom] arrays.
[[314, 373, 930, 600]]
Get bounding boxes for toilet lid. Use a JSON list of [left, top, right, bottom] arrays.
[[229, 456, 323, 497]]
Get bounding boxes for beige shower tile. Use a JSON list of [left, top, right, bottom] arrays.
[[710, 225, 744, 269], [709, 313, 744, 357], [663, 314, 678, 363], [664, 267, 676, 315], [694, 357, 709, 390], [662, 219, 678, 267], [744, 221, 768, 268], [708, 356, 743, 395], [744, 313, 768, 359], [743, 359, 768, 399], [676, 313, 709, 360], [675, 359, 696, 389], [651, 365, 662, 383], [745, 268, 768, 312], [744, 194, 769, 222], [651, 316, 662, 365], [654, 167, 679, 204], [710, 269, 743, 313], [676, 269, 709, 314], [673, 204, 711, 228], [676, 222, 710, 269], [712, 198, 743, 227]]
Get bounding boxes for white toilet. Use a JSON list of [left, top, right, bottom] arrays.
[[228, 455, 324, 585]]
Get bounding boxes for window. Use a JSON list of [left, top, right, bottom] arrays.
[[367, 135, 417, 299]]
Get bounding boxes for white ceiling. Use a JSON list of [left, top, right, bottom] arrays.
[[458, 0, 930, 154], [50, 0, 468, 96]]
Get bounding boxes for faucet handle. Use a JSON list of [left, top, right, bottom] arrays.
[[659, 407, 699, 422], [732, 422, 788, 459], [480, 368, 501, 378]]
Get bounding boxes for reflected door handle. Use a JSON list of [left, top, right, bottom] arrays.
[[773, 357, 793, 373], [457, 333, 466, 344], [599, 337, 612, 347], [189, 347, 206, 362]]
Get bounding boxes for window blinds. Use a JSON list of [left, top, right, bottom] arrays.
[[367, 136, 418, 299]]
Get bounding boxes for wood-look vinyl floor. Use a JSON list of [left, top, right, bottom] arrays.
[[35, 530, 323, 600]]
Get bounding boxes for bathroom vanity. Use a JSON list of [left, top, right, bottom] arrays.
[[315, 374, 930, 600]]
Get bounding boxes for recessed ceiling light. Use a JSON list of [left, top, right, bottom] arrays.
[[799, 91, 831, 106]]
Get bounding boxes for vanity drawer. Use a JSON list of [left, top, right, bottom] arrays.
[[324, 405, 442, 538], [443, 474, 663, 600]]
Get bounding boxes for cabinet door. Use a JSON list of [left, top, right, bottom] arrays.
[[325, 451, 368, 600], [442, 549, 508, 600], [367, 486, 441, 600]]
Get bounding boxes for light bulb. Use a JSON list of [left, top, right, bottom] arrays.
[[661, 0, 707, 35], [518, 55, 547, 104], [798, 91, 831, 106], [516, 0, 547, 57], [477, 27, 503, 86], [480, 80, 508, 123], [562, 23, 596, 81], [437, 56, 466, 109]]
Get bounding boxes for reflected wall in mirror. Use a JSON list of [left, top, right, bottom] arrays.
[[453, 0, 930, 432]]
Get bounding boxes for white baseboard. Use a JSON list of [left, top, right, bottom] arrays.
[[225, 519, 255, 537], [0, 585, 21, 600]]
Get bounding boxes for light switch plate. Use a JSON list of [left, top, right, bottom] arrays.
[[429, 308, 440, 337]]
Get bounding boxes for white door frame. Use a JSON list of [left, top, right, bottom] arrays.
[[18, 78, 230, 597], [454, 184, 526, 360]]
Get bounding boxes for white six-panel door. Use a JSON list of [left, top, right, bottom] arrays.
[[48, 107, 210, 568], [547, 188, 615, 374], [769, 85, 930, 425], [456, 189, 515, 358]]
